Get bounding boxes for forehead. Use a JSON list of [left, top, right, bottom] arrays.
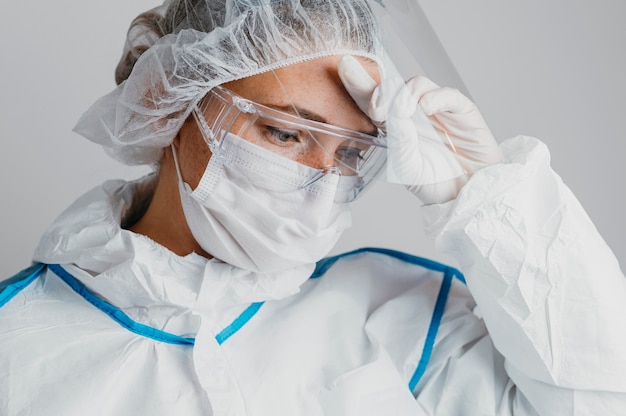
[[222, 56, 379, 132]]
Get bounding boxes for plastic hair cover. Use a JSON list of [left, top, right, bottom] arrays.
[[75, 0, 383, 165], [74, 0, 464, 166]]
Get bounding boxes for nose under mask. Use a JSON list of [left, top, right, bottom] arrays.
[[172, 131, 353, 274]]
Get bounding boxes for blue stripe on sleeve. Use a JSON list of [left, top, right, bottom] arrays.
[[312, 247, 465, 393], [408, 267, 455, 391], [215, 301, 265, 345], [0, 263, 47, 308], [313, 247, 465, 284], [3, 263, 266, 346], [49, 264, 196, 345], [48, 264, 264, 347]]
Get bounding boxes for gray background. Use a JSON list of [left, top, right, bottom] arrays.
[[1, 0, 624, 276]]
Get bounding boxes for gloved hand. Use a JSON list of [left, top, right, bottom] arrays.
[[338, 55, 502, 204]]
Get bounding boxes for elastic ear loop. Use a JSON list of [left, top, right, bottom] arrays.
[[170, 143, 185, 185], [171, 101, 230, 190]]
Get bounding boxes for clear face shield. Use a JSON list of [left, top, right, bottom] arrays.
[[191, 85, 387, 203]]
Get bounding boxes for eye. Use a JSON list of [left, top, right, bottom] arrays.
[[264, 126, 301, 145]]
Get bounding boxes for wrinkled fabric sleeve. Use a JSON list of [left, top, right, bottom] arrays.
[[421, 136, 626, 415]]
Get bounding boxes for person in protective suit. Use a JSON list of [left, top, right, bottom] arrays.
[[1, 0, 624, 415]]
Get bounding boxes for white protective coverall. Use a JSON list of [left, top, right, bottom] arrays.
[[1, 136, 625, 415]]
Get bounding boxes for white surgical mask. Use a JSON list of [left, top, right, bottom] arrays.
[[172, 132, 352, 274]]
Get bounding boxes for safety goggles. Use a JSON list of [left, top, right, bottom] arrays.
[[191, 86, 387, 202]]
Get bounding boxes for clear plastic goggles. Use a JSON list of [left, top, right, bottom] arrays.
[[192, 86, 387, 203]]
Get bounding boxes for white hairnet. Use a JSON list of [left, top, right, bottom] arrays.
[[74, 0, 388, 165]]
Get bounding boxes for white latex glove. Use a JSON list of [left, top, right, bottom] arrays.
[[338, 55, 502, 204]]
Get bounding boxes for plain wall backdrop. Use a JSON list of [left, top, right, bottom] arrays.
[[1, 0, 624, 277]]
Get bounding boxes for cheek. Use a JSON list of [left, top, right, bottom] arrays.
[[178, 121, 213, 189]]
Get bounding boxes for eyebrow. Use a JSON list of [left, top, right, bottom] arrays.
[[263, 103, 379, 136], [264, 104, 328, 123]]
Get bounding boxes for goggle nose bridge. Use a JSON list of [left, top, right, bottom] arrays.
[[322, 165, 342, 175], [300, 165, 342, 188]]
